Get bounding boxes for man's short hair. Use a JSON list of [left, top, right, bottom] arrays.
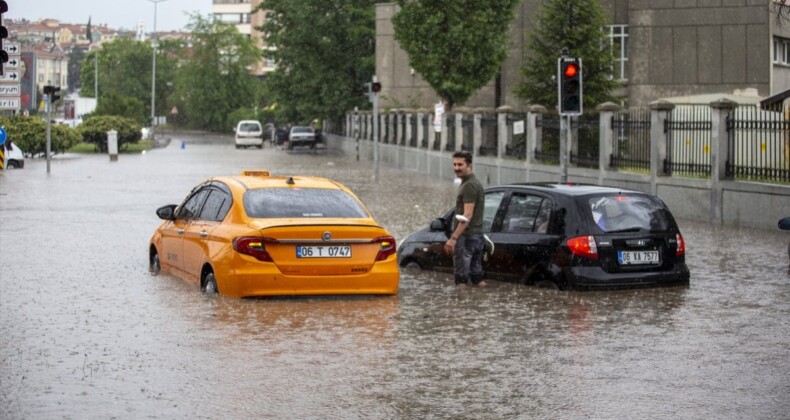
[[453, 150, 472, 165]]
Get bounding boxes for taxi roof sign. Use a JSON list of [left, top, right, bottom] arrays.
[[241, 170, 270, 177]]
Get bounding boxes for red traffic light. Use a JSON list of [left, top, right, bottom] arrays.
[[371, 82, 382, 93], [564, 63, 578, 78]]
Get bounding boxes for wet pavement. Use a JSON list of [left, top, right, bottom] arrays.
[[1, 133, 789, 419]]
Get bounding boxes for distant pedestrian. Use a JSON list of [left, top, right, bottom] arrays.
[[443, 150, 486, 287]]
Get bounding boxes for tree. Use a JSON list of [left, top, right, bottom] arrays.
[[173, 15, 262, 131], [255, 0, 375, 123], [513, 0, 617, 110], [79, 38, 177, 121], [392, 0, 519, 110], [79, 115, 142, 152]]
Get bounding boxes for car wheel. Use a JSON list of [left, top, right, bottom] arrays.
[[202, 272, 219, 294], [535, 279, 559, 290], [150, 250, 161, 275], [7, 160, 20, 169], [403, 260, 421, 269], [235, 144, 241, 149]]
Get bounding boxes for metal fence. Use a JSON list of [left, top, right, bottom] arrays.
[[505, 113, 527, 159], [665, 105, 711, 176], [611, 107, 651, 171], [727, 106, 790, 183], [536, 113, 560, 163], [571, 113, 600, 168], [479, 115, 498, 156]]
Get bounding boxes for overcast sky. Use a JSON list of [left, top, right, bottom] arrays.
[[7, 0, 212, 32]]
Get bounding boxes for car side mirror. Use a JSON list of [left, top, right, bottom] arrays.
[[779, 217, 790, 230], [429, 218, 446, 231], [156, 204, 177, 221]]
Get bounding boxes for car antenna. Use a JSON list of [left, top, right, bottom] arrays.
[[286, 177, 295, 185]]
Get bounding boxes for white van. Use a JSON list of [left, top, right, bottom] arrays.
[[3, 142, 24, 169], [235, 120, 264, 149]]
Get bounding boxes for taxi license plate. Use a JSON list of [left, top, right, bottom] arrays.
[[296, 245, 351, 258], [618, 250, 660, 265]]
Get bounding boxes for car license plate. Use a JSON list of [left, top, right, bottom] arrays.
[[618, 250, 660, 265], [296, 245, 351, 258]]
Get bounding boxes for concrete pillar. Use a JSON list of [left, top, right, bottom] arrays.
[[455, 111, 464, 152], [107, 130, 118, 162], [404, 110, 413, 146], [527, 105, 546, 165], [439, 113, 448, 152], [710, 99, 737, 224], [473, 112, 482, 155], [416, 111, 424, 148], [597, 102, 621, 185], [649, 100, 675, 195], [497, 105, 512, 184]]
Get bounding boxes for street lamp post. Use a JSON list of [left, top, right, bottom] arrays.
[[148, 0, 168, 141]]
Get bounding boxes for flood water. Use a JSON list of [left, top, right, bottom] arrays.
[[1, 134, 789, 419]]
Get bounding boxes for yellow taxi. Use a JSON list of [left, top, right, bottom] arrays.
[[149, 171, 399, 297]]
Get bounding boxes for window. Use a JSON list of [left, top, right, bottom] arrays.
[[586, 194, 672, 233], [607, 25, 629, 81], [199, 189, 232, 221], [774, 37, 790, 65], [176, 189, 210, 220], [501, 194, 545, 233], [244, 188, 369, 218], [482, 191, 506, 232]]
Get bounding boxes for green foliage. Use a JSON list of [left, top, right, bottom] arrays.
[[0, 115, 80, 157], [392, 0, 519, 110], [79, 115, 142, 152], [173, 15, 263, 132], [256, 0, 375, 122], [80, 38, 178, 122], [513, 0, 618, 109], [94, 93, 148, 125]]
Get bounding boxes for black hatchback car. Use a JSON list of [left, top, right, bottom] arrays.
[[397, 184, 689, 290]]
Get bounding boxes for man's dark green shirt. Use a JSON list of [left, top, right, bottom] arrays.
[[454, 173, 484, 235]]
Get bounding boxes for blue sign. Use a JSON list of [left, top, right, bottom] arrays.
[[0, 127, 6, 146]]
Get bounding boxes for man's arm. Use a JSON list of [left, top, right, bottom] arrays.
[[445, 202, 475, 253]]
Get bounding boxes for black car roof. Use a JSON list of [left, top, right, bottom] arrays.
[[488, 183, 648, 197]]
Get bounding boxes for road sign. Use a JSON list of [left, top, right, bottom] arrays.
[[0, 98, 19, 109], [0, 127, 6, 146], [0, 70, 18, 81], [2, 43, 20, 55], [0, 84, 18, 96], [3, 56, 18, 70]]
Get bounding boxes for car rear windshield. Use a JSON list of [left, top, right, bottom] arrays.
[[243, 188, 369, 218], [292, 127, 312, 134], [584, 194, 674, 233], [239, 123, 261, 132]]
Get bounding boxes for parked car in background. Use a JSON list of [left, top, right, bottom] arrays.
[[235, 120, 264, 149], [779, 217, 790, 261], [149, 170, 400, 297], [397, 183, 689, 290], [288, 126, 316, 150], [3, 141, 24, 169]]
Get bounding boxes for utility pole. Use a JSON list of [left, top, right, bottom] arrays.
[[372, 75, 380, 184], [148, 0, 168, 141]]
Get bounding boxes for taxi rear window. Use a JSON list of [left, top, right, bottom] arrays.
[[584, 194, 674, 233], [243, 188, 369, 218]]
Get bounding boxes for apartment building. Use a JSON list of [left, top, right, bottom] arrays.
[[211, 0, 273, 77]]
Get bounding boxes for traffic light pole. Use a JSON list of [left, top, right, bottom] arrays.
[[46, 94, 51, 174], [372, 75, 379, 184], [560, 115, 568, 183]]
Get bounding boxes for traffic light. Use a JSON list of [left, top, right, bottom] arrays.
[[371, 82, 382, 93], [43, 85, 61, 102], [0, 0, 8, 75], [558, 57, 582, 115]]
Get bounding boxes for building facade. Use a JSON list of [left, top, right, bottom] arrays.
[[210, 0, 273, 77], [376, 0, 790, 109]]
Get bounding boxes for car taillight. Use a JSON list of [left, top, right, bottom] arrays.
[[567, 235, 598, 259], [373, 236, 397, 261], [233, 236, 276, 262], [675, 233, 685, 256]]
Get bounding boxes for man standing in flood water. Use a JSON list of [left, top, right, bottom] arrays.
[[444, 151, 486, 287]]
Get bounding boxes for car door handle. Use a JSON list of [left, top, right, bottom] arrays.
[[200, 230, 208, 238], [177, 228, 185, 235]]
